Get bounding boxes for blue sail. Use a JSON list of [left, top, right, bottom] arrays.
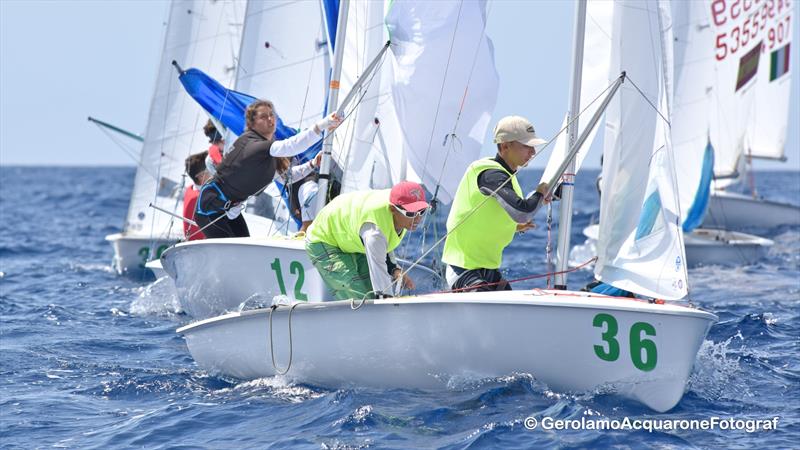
[[321, 0, 339, 53], [682, 142, 715, 232], [178, 67, 294, 138], [635, 191, 663, 240]]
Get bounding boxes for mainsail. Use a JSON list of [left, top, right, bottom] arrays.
[[124, 0, 244, 239]]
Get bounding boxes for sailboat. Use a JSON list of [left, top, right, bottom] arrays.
[[175, 0, 717, 412], [689, 0, 799, 231], [563, 0, 774, 268], [104, 0, 277, 276], [158, 0, 501, 318]]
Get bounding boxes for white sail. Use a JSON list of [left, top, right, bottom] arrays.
[[383, 0, 499, 204], [595, 0, 688, 300], [125, 0, 244, 239], [540, 1, 613, 184], [671, 0, 716, 223], [332, 0, 413, 193], [748, 1, 793, 161], [333, 0, 500, 204], [234, 1, 328, 131]]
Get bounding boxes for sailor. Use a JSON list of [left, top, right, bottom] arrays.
[[183, 151, 211, 241], [305, 181, 429, 300], [275, 153, 322, 233], [202, 119, 224, 176], [442, 115, 551, 292], [195, 99, 341, 239]]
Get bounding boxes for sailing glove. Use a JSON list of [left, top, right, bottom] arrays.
[[226, 202, 246, 219], [314, 113, 343, 134]]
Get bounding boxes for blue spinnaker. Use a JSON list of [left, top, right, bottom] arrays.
[[682, 142, 715, 232]]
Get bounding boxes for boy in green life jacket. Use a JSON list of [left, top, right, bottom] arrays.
[[442, 115, 551, 292], [305, 181, 430, 300]]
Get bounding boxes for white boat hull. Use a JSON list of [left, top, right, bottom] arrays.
[[572, 225, 772, 268], [683, 228, 773, 266], [108, 212, 282, 278], [178, 291, 717, 412], [702, 190, 800, 230], [105, 233, 174, 276], [161, 237, 445, 319], [144, 259, 168, 279]]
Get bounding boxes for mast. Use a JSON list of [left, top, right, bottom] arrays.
[[553, 0, 588, 290], [315, 0, 350, 213]]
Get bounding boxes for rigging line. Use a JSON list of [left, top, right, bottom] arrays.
[[436, 257, 598, 294], [442, 0, 494, 140], [420, 0, 465, 171], [622, 74, 670, 126], [95, 125, 148, 172], [396, 76, 623, 282], [268, 303, 300, 375]]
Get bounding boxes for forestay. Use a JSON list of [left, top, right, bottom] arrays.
[[595, 0, 688, 300], [125, 0, 244, 239]]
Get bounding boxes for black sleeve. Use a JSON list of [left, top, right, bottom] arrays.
[[477, 169, 543, 214]]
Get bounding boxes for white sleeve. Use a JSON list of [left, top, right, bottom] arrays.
[[205, 155, 217, 176], [269, 127, 323, 157], [359, 223, 395, 296], [287, 159, 315, 181]]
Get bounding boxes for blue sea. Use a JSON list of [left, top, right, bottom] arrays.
[[1, 166, 798, 449]]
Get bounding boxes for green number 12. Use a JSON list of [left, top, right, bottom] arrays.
[[270, 258, 308, 301]]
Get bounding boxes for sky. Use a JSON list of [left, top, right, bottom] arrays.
[[1, 0, 798, 171]]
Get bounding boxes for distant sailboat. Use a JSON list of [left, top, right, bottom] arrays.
[[564, 0, 774, 268], [105, 0, 250, 276], [679, 0, 800, 230]]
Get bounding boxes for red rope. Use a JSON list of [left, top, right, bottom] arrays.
[[438, 256, 598, 294]]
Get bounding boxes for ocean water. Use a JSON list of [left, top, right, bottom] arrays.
[[1, 166, 798, 449]]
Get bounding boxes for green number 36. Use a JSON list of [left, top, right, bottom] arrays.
[[593, 313, 657, 371]]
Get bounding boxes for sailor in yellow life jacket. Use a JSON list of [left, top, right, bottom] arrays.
[[442, 115, 552, 292], [305, 181, 430, 300]]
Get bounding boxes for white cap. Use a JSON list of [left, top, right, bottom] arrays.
[[493, 115, 547, 147]]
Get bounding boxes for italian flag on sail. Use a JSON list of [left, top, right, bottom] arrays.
[[770, 43, 791, 81]]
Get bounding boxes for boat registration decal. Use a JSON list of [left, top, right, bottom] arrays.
[[593, 313, 658, 371], [138, 244, 169, 268], [270, 258, 309, 301]]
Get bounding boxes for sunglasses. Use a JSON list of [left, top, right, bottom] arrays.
[[392, 203, 427, 218]]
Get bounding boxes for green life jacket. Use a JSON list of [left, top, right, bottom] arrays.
[[307, 189, 405, 253], [442, 158, 522, 269]]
